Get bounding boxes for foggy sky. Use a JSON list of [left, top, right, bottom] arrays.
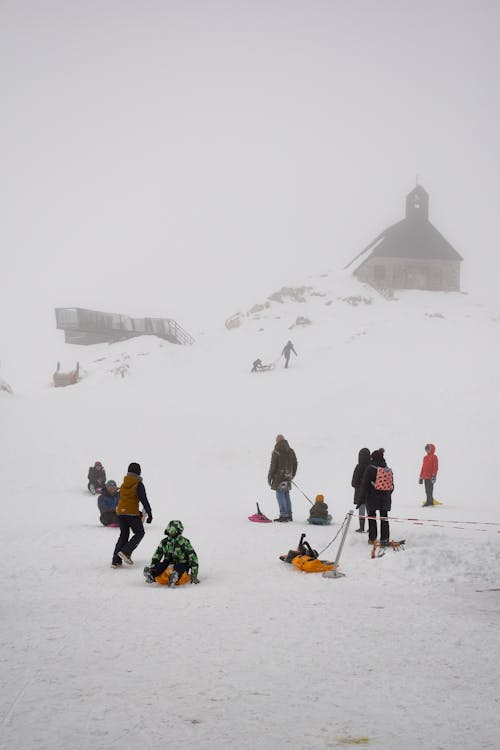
[[1, 0, 499, 358]]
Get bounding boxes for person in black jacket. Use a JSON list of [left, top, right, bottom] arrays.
[[281, 341, 297, 369], [359, 448, 393, 544], [351, 447, 371, 533], [268, 434, 298, 522]]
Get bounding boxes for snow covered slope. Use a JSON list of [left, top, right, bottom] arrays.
[[1, 273, 499, 750]]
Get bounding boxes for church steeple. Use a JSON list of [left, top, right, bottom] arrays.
[[405, 184, 429, 221]]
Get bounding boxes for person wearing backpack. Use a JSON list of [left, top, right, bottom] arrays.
[[268, 434, 298, 521], [419, 443, 439, 506], [359, 448, 394, 545], [351, 447, 371, 532]]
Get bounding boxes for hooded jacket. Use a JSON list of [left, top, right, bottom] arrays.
[[268, 439, 298, 490], [151, 523, 199, 578], [116, 472, 152, 517], [351, 447, 371, 506], [420, 444, 439, 480]]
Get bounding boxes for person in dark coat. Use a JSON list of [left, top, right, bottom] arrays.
[[251, 358, 263, 372], [112, 462, 153, 567], [359, 448, 393, 544], [281, 340, 297, 369], [351, 447, 371, 532], [268, 434, 298, 521], [97, 480, 120, 526], [308, 494, 332, 525], [88, 461, 106, 494]]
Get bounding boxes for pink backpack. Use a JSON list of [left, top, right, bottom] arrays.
[[371, 466, 394, 491]]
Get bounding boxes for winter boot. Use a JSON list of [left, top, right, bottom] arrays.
[[143, 566, 155, 584], [167, 571, 179, 588], [118, 551, 133, 565]]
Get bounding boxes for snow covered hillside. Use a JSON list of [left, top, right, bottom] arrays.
[[1, 273, 499, 750]]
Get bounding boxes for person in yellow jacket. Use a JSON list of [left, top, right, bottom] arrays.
[[112, 462, 152, 567]]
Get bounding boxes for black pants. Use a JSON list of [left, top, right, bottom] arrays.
[[112, 515, 145, 564], [424, 479, 434, 505], [367, 507, 389, 543], [150, 561, 189, 578]]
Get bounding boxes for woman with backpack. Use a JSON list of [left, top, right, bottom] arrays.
[[359, 448, 394, 545]]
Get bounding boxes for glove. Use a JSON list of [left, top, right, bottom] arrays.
[[418, 478, 423, 485], [431, 477, 436, 484], [146, 514, 153, 524], [191, 575, 200, 584]]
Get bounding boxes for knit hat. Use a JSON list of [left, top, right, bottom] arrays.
[[315, 494, 324, 503], [105, 479, 117, 488], [127, 462, 141, 475], [371, 448, 385, 462], [276, 434, 285, 443]]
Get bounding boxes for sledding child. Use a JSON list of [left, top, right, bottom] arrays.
[[143, 520, 199, 586], [97, 480, 120, 526], [351, 447, 371, 532], [88, 461, 106, 494], [307, 494, 332, 525]]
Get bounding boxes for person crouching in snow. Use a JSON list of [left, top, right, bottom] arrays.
[[307, 494, 332, 525], [143, 520, 199, 586]]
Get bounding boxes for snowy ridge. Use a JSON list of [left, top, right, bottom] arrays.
[[1, 279, 499, 750]]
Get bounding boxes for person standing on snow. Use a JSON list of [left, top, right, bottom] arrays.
[[112, 462, 152, 567], [268, 434, 298, 522], [419, 443, 439, 506], [281, 340, 297, 369], [359, 448, 394, 545], [351, 447, 371, 533]]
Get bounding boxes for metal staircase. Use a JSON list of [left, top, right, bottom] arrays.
[[55, 307, 195, 346]]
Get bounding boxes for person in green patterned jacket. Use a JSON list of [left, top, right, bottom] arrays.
[[143, 520, 199, 586]]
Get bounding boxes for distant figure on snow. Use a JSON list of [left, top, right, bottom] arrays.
[[97, 480, 120, 526], [308, 494, 332, 525], [143, 520, 199, 586], [281, 340, 297, 369], [251, 358, 263, 372], [359, 448, 394, 545], [419, 443, 439, 506], [88, 461, 106, 494], [268, 434, 298, 522], [351, 447, 371, 533], [112, 462, 152, 567]]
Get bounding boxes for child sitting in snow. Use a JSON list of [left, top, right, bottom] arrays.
[[143, 520, 199, 586], [97, 480, 120, 526], [307, 494, 332, 525]]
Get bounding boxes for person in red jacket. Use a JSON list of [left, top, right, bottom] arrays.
[[419, 443, 439, 506]]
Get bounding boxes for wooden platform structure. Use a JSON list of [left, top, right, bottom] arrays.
[[55, 307, 195, 346]]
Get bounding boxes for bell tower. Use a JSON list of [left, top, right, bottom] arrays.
[[405, 184, 429, 221]]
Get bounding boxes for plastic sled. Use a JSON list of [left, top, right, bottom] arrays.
[[421, 499, 443, 506], [248, 502, 272, 523], [307, 517, 332, 525]]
